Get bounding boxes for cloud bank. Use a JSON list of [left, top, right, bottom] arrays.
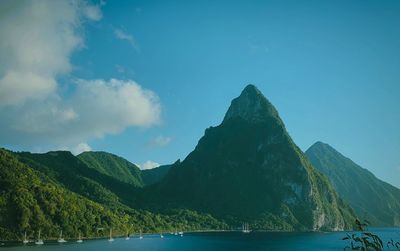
[[140, 160, 161, 170], [0, 0, 160, 151]]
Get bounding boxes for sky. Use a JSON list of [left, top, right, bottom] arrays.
[[0, 0, 399, 186]]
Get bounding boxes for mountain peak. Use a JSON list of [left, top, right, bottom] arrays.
[[309, 141, 329, 149], [153, 85, 355, 231], [242, 84, 261, 95], [307, 141, 340, 156], [223, 84, 279, 122]]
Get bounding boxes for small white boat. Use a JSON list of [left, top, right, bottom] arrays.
[[57, 230, 67, 243], [23, 232, 29, 244], [242, 223, 251, 233], [179, 231, 183, 236], [35, 240, 44, 245], [139, 229, 143, 239], [108, 228, 114, 242], [160, 233, 164, 238], [77, 233, 83, 243], [35, 230, 44, 245], [125, 231, 130, 240]]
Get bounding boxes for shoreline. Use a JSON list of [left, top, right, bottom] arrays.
[[3, 228, 397, 245]]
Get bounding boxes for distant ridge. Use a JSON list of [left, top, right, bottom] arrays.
[[142, 162, 176, 186], [306, 141, 400, 226]]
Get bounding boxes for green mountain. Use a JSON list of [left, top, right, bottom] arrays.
[[305, 141, 400, 226], [77, 151, 173, 187], [142, 162, 175, 186], [141, 85, 355, 231], [0, 149, 227, 240], [0, 149, 133, 240], [78, 151, 143, 187], [16, 151, 138, 209]]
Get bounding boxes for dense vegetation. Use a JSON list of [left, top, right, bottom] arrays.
[[78, 151, 143, 187], [0, 149, 227, 241], [16, 151, 138, 209], [0, 149, 129, 240], [138, 85, 356, 231], [306, 142, 400, 227]]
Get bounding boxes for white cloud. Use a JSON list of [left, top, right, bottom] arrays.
[[72, 142, 92, 155], [82, 4, 102, 21], [0, 0, 83, 106], [140, 160, 161, 170], [0, 0, 161, 150], [149, 136, 172, 147], [70, 79, 161, 136], [0, 79, 161, 146], [114, 28, 139, 51], [0, 71, 57, 106], [0, 0, 101, 107]]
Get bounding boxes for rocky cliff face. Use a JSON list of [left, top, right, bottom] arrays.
[[145, 85, 355, 231]]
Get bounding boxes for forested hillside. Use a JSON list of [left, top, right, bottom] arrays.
[[78, 151, 143, 187], [0, 149, 227, 241]]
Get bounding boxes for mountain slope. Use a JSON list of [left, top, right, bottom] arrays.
[[0, 149, 131, 240], [142, 162, 175, 186], [0, 149, 228, 240], [141, 85, 355, 231], [16, 151, 139, 209], [306, 142, 400, 226], [78, 151, 143, 187]]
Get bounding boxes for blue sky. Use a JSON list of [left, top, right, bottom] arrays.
[[1, 0, 399, 186]]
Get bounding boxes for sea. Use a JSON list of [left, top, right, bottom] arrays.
[[2, 228, 400, 251]]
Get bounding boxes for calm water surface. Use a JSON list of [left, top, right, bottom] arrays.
[[2, 229, 400, 251]]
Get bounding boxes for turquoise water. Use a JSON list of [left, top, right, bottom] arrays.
[[2, 229, 400, 250]]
